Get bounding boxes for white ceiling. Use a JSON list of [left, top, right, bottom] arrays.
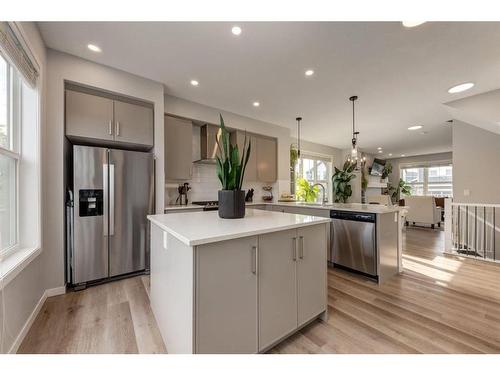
[[37, 22, 500, 157]]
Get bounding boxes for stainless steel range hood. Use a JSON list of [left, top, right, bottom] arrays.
[[193, 124, 221, 164]]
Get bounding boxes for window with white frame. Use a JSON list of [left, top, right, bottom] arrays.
[[400, 163, 452, 197], [295, 153, 333, 202], [0, 52, 21, 253]]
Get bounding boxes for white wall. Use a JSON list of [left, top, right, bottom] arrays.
[[452, 120, 500, 204], [43, 50, 165, 290], [0, 22, 46, 354]]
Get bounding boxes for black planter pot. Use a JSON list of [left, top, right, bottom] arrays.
[[218, 190, 246, 219]]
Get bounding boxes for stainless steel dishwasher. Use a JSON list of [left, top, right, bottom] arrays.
[[330, 210, 377, 278]]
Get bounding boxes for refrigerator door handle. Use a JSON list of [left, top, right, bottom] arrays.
[[103, 164, 108, 236], [109, 163, 115, 236]]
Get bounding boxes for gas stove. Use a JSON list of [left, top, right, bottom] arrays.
[[192, 200, 219, 211]]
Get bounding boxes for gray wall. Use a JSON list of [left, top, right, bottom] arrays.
[[452, 120, 500, 204]]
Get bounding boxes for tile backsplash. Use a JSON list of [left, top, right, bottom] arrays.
[[165, 163, 278, 205]]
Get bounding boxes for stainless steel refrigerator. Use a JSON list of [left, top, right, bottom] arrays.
[[67, 145, 154, 286]]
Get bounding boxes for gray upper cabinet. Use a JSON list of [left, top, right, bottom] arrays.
[[256, 136, 277, 183], [65, 88, 154, 150], [230, 131, 257, 182], [164, 115, 193, 180], [230, 131, 277, 183], [66, 90, 114, 142], [114, 100, 154, 147]]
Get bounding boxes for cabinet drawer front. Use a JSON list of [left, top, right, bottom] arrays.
[[297, 224, 328, 326], [258, 229, 298, 351], [195, 236, 258, 353]]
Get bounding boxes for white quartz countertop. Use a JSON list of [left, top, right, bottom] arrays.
[[164, 202, 266, 211], [165, 201, 404, 214], [271, 202, 404, 214], [149, 208, 331, 246]]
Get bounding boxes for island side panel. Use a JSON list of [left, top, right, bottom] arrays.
[[150, 223, 194, 353], [376, 212, 399, 283]]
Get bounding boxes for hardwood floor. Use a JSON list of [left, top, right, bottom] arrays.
[[18, 275, 166, 354], [270, 227, 500, 353], [19, 227, 500, 354]]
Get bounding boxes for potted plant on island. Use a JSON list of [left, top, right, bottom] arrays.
[[215, 114, 251, 219]]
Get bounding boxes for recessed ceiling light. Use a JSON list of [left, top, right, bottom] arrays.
[[231, 26, 242, 36], [408, 125, 423, 131], [448, 82, 474, 94], [87, 44, 101, 53], [253, 101, 260, 107], [377, 147, 382, 150], [305, 69, 314, 76], [401, 154, 406, 157], [388, 153, 393, 157], [378, 150, 383, 153], [402, 21, 426, 28], [190, 80, 199, 86]]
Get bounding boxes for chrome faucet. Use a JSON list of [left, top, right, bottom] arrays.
[[311, 183, 328, 205]]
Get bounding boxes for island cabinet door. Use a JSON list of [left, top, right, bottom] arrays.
[[195, 236, 258, 353], [258, 229, 298, 351], [297, 224, 328, 326]]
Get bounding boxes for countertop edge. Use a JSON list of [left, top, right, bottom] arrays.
[[148, 215, 331, 247]]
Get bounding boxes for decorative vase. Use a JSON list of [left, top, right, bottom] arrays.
[[218, 190, 246, 219]]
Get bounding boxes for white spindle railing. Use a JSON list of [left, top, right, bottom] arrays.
[[445, 200, 500, 262]]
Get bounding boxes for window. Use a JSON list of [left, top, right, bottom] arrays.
[[0, 52, 21, 254], [400, 164, 452, 197], [296, 154, 333, 202]]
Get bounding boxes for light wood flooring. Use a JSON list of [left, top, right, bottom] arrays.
[[19, 227, 500, 354]]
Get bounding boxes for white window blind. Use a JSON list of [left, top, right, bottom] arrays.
[[0, 22, 38, 88]]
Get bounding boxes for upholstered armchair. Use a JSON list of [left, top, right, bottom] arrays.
[[404, 196, 442, 229]]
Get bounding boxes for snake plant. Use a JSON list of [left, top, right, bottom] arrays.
[[215, 114, 251, 190]]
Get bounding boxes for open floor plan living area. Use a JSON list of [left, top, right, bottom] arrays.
[[1, 3, 500, 372]]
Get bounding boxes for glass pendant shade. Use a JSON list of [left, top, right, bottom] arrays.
[[351, 145, 358, 159]]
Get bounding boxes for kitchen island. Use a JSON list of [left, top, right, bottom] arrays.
[[147, 209, 331, 354], [165, 202, 406, 278]]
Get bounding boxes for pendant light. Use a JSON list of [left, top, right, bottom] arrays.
[[347, 96, 366, 169], [349, 96, 359, 159], [296, 117, 302, 159]]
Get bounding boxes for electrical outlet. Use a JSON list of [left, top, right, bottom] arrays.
[[464, 189, 470, 197]]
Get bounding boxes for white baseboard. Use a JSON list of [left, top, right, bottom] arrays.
[[46, 286, 66, 297], [7, 285, 66, 354]]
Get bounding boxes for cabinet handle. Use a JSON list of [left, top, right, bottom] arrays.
[[116, 121, 120, 136], [292, 237, 297, 261], [251, 246, 258, 274], [108, 120, 113, 135], [299, 236, 304, 259]]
